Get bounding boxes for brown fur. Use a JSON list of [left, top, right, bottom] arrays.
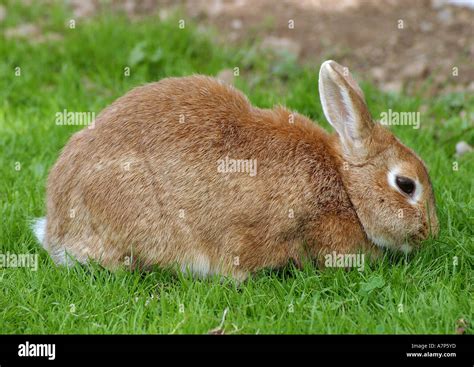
[[40, 62, 438, 280]]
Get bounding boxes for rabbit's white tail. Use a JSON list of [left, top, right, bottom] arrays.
[[32, 217, 47, 247], [31, 217, 76, 266]]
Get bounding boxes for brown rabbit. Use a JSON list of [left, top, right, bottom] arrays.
[[33, 60, 438, 280]]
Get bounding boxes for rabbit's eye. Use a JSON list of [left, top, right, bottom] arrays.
[[395, 176, 415, 196]]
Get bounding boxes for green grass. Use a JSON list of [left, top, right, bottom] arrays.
[[0, 1, 472, 334]]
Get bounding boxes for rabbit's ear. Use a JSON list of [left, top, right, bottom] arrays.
[[318, 60, 374, 156]]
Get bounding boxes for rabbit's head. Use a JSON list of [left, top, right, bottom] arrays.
[[319, 60, 438, 253]]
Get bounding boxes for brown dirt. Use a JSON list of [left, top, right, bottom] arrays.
[[69, 0, 474, 96]]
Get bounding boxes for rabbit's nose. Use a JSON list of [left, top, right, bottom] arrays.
[[417, 218, 438, 242], [426, 204, 439, 238], [410, 226, 429, 244], [429, 216, 439, 238]]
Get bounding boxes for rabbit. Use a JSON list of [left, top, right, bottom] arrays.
[[33, 60, 439, 280]]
